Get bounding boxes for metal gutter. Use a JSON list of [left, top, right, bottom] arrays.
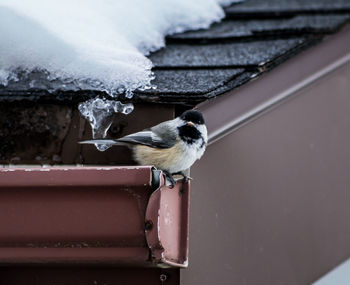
[[0, 166, 152, 187], [146, 176, 190, 268], [0, 166, 189, 267], [198, 24, 350, 145]]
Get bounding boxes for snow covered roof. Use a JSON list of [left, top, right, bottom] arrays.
[[0, 0, 349, 105]]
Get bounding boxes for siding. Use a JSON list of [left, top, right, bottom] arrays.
[[182, 61, 350, 285]]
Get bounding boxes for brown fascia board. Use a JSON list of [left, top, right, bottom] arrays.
[[198, 24, 350, 145], [0, 166, 189, 268]]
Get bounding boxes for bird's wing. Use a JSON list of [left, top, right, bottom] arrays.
[[80, 119, 179, 149], [117, 122, 178, 149]]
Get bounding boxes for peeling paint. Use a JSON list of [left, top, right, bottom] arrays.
[[96, 167, 113, 171], [164, 203, 172, 226], [157, 209, 161, 241], [123, 188, 142, 200]]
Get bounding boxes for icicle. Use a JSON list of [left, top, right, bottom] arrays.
[[78, 98, 134, 151]]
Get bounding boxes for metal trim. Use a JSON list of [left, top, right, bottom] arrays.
[[0, 166, 152, 187], [145, 179, 190, 268], [209, 53, 350, 144], [197, 24, 350, 145]]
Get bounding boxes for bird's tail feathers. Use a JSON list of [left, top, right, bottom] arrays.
[[79, 139, 120, 145]]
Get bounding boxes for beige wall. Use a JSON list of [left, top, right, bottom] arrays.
[[182, 61, 350, 284]]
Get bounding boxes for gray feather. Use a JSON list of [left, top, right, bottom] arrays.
[[116, 120, 178, 149], [80, 119, 179, 149], [79, 139, 119, 145]]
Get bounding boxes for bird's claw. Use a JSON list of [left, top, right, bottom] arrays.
[[164, 171, 176, 189], [182, 175, 193, 184], [172, 171, 192, 184], [164, 171, 192, 189], [168, 176, 176, 189]]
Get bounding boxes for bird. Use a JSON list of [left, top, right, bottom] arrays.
[[80, 109, 208, 187]]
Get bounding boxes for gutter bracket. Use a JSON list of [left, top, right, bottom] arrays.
[[145, 173, 190, 268]]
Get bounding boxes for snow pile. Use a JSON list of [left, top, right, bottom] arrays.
[[0, 0, 240, 96]]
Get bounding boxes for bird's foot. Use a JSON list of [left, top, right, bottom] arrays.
[[164, 171, 176, 189], [172, 171, 193, 184], [182, 175, 193, 184]]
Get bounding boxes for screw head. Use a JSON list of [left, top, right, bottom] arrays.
[[145, 220, 153, 231], [160, 274, 167, 282]]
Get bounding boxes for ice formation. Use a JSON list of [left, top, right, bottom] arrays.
[[0, 0, 240, 96], [78, 98, 134, 151]]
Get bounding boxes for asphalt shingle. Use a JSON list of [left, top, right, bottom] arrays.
[[139, 68, 244, 94], [225, 0, 350, 17], [168, 15, 350, 42], [150, 38, 309, 68]]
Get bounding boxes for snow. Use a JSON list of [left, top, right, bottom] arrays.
[[0, 0, 240, 96]]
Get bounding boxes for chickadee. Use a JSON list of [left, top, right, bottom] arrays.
[[80, 110, 207, 187]]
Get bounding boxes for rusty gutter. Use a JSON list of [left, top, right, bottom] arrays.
[[198, 24, 350, 145]]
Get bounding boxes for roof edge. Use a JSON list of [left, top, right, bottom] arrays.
[[198, 24, 350, 145]]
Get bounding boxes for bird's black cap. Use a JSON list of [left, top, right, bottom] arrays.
[[180, 110, 205, 125]]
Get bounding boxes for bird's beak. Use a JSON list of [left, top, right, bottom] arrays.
[[187, 121, 195, 127]]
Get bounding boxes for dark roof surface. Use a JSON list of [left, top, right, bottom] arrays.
[[225, 0, 350, 17], [149, 38, 308, 67], [169, 15, 350, 41], [0, 0, 349, 105]]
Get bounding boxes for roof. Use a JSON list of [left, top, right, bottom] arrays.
[[0, 0, 349, 105]]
